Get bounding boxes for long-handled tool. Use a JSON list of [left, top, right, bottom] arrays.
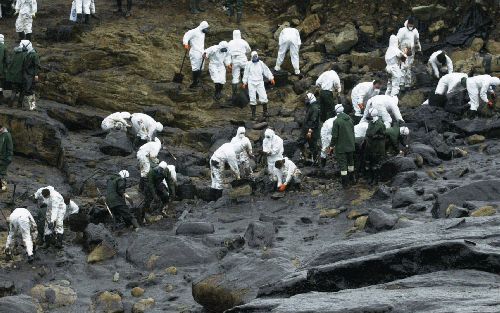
[[96, 187, 114, 219], [173, 49, 188, 83]]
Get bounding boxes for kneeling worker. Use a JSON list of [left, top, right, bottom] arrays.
[[274, 157, 301, 192]]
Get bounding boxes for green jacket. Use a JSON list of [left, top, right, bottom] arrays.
[[366, 120, 386, 156], [147, 166, 175, 196], [0, 129, 13, 163], [304, 101, 321, 131], [5, 47, 25, 84], [23, 50, 40, 77], [0, 43, 6, 77], [106, 174, 127, 209], [330, 112, 355, 153]]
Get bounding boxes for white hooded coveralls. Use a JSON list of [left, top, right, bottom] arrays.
[[262, 129, 284, 178], [75, 0, 92, 14], [101, 112, 131, 131], [205, 41, 231, 84], [243, 52, 274, 106], [230, 127, 253, 176], [228, 30, 251, 84], [351, 81, 380, 117], [275, 27, 301, 73], [183, 21, 209, 71], [274, 157, 301, 188], [428, 50, 453, 79], [362, 95, 403, 129], [397, 20, 421, 87], [137, 138, 162, 177], [385, 35, 405, 97], [131, 113, 163, 142], [64, 200, 79, 219], [210, 143, 240, 190], [5, 208, 37, 257], [315, 70, 341, 92], [466, 75, 500, 111], [15, 0, 37, 34], [435, 73, 468, 96], [320, 117, 336, 158], [34, 186, 66, 235]]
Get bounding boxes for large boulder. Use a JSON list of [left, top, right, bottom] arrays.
[[392, 188, 416, 208], [0, 295, 41, 313], [99, 131, 134, 156], [452, 117, 500, 138], [126, 229, 216, 269], [244, 221, 276, 248], [380, 157, 417, 181], [338, 51, 385, 71], [297, 14, 321, 38], [175, 221, 215, 236], [365, 209, 398, 233], [43, 101, 106, 130], [432, 180, 500, 218], [30, 281, 77, 310], [411, 4, 448, 21], [91, 291, 124, 313], [83, 223, 118, 252], [410, 143, 442, 165], [320, 23, 358, 55], [405, 105, 452, 133], [192, 254, 295, 313]]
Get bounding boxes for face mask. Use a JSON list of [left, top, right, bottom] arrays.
[[374, 89, 381, 93], [265, 135, 271, 139], [252, 57, 259, 63], [220, 48, 227, 53], [366, 116, 373, 121], [202, 28, 209, 34], [407, 26, 414, 31], [239, 133, 245, 138]]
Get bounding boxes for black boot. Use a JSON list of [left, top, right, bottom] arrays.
[[76, 13, 83, 24], [55, 234, 63, 249], [84, 14, 90, 24], [341, 175, 349, 188], [237, 12, 242, 24], [468, 110, 478, 119], [0, 91, 4, 104], [262, 103, 268, 117], [251, 105, 256, 120], [42, 235, 52, 249], [348, 171, 357, 185], [131, 218, 140, 229], [320, 157, 326, 167], [17, 32, 24, 41], [27, 255, 34, 263], [189, 71, 200, 88], [190, 0, 200, 13], [231, 84, 238, 102], [25, 33, 32, 41], [195, 0, 205, 12]]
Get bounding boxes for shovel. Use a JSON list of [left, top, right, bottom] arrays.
[[173, 49, 188, 83]]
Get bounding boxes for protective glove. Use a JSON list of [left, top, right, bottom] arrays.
[[358, 103, 365, 111], [32, 13, 35, 18], [228, 64, 233, 70], [487, 100, 494, 108], [14, 10, 19, 15], [328, 147, 335, 155], [4, 247, 11, 256], [270, 79, 276, 85], [183, 44, 189, 50], [278, 184, 287, 192], [34, 75, 39, 82], [306, 129, 312, 140], [242, 83, 247, 89]]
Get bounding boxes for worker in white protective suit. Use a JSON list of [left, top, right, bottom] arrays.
[[421, 73, 468, 106], [274, 157, 301, 192], [204, 41, 231, 101], [210, 143, 240, 192], [101, 112, 131, 131], [315, 68, 342, 122], [183, 21, 210, 88], [428, 50, 453, 79], [228, 30, 251, 100], [137, 137, 162, 179], [319, 116, 337, 167], [4, 208, 38, 263], [362, 95, 403, 129], [75, 0, 92, 24], [15, 0, 37, 41], [396, 18, 421, 88], [242, 51, 275, 120], [350, 80, 382, 124], [274, 27, 301, 75], [354, 122, 369, 139], [131, 113, 163, 143], [385, 35, 407, 97], [63, 196, 79, 219], [465, 75, 500, 118], [34, 186, 66, 249], [262, 128, 284, 179], [230, 127, 253, 178]]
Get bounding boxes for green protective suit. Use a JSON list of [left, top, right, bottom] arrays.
[[22, 49, 40, 95], [144, 166, 173, 210], [226, 0, 243, 15], [319, 90, 335, 122], [365, 119, 386, 168], [5, 47, 25, 85], [106, 174, 127, 209], [0, 43, 7, 79], [0, 129, 13, 177], [330, 112, 355, 173], [385, 125, 405, 156]]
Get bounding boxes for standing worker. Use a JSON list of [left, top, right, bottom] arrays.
[[75, 0, 92, 23], [189, 0, 205, 14], [204, 41, 231, 101], [105, 170, 140, 229], [274, 26, 301, 75], [329, 104, 355, 187], [428, 50, 453, 80], [115, 0, 132, 17], [397, 17, 421, 89], [20, 39, 39, 111], [5, 44, 25, 107], [4, 208, 38, 263], [315, 68, 342, 122], [365, 108, 386, 185], [262, 128, 284, 179], [385, 35, 407, 97], [183, 21, 210, 88], [242, 51, 275, 120], [14, 0, 37, 41], [350, 80, 382, 124], [319, 116, 336, 167], [0, 34, 6, 102], [0, 124, 13, 192], [228, 30, 251, 102], [297, 93, 320, 164], [230, 127, 253, 178], [34, 186, 66, 249], [226, 0, 243, 24]]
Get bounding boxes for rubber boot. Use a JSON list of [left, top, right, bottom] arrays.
[[237, 12, 242, 24], [190, 0, 200, 13], [195, 0, 205, 12], [25, 33, 32, 41], [251, 105, 256, 120], [341, 175, 349, 188], [348, 171, 357, 185], [131, 218, 140, 229], [42, 235, 52, 249], [262, 103, 268, 117], [231, 84, 238, 102], [0, 91, 4, 104], [27, 255, 34, 263], [84, 14, 90, 24], [189, 71, 199, 88], [55, 234, 63, 249], [17, 32, 24, 41], [468, 110, 478, 119], [76, 13, 83, 24], [320, 157, 326, 168]]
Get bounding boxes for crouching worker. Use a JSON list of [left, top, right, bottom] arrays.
[[106, 170, 140, 230], [34, 186, 66, 249], [4, 208, 38, 263], [274, 158, 301, 192], [385, 124, 410, 156], [210, 143, 240, 198], [144, 162, 175, 212]]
